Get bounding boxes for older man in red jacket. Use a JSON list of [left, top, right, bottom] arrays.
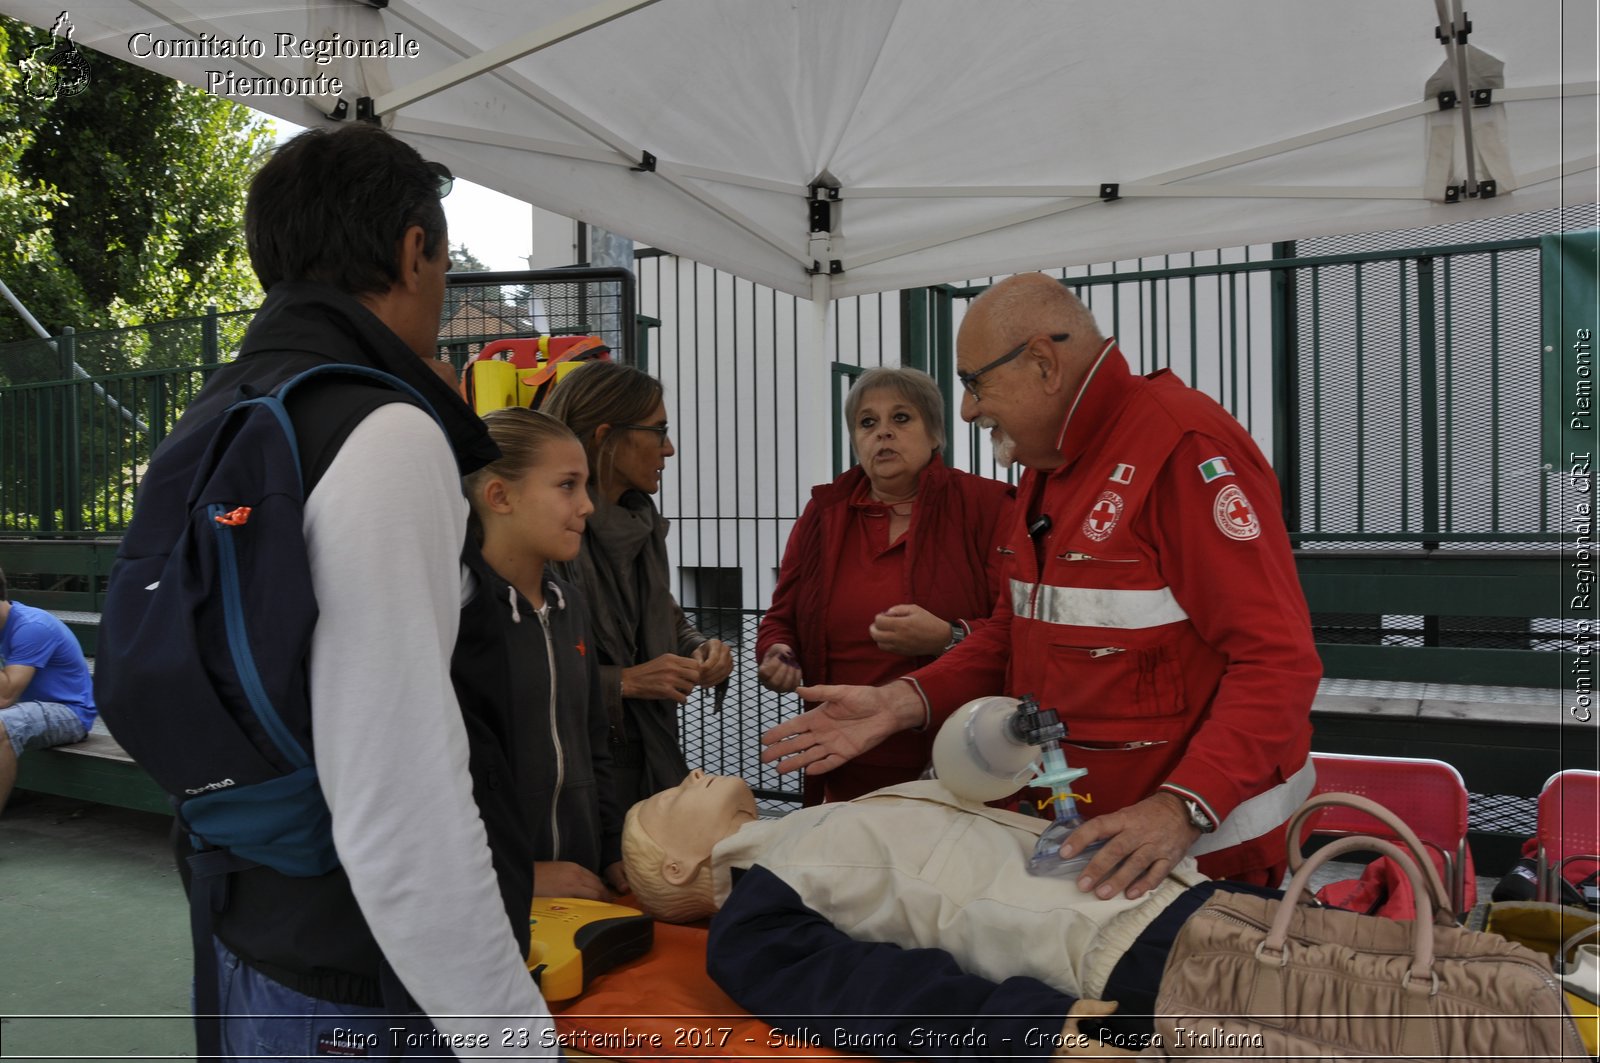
[[762, 273, 1321, 895]]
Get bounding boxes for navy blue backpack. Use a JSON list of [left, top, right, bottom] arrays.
[[95, 363, 438, 1051], [98, 363, 437, 865]]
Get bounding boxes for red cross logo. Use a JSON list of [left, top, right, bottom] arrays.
[[1081, 489, 1124, 542], [575, 638, 586, 657], [1213, 484, 1261, 541]]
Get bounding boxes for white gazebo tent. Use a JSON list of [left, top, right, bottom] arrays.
[[4, 0, 1595, 363]]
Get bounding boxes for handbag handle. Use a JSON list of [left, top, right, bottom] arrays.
[[1267, 834, 1437, 990], [1284, 791, 1453, 917]]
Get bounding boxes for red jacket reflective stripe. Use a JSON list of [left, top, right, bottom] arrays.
[[909, 343, 1320, 879]]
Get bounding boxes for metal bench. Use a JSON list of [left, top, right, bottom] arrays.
[[14, 724, 170, 816]]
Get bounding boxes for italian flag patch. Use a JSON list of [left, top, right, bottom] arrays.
[[1197, 456, 1234, 483]]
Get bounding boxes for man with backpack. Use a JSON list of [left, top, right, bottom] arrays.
[[97, 125, 554, 1057]]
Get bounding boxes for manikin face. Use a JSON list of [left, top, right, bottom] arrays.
[[636, 770, 759, 866], [498, 438, 594, 564], [850, 388, 938, 492]]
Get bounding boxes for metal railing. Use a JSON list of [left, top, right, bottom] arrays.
[[0, 218, 1585, 807]]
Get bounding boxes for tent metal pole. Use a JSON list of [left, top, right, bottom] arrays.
[[370, 0, 663, 115], [1434, 0, 1481, 195], [0, 275, 148, 435], [806, 271, 833, 493]]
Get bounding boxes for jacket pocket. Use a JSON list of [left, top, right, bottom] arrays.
[[1045, 640, 1185, 726]]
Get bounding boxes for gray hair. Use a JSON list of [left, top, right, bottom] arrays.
[[844, 367, 947, 452]]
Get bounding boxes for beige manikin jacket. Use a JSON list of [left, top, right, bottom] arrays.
[[711, 780, 1202, 999]]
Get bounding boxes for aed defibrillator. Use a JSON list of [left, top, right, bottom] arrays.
[[460, 335, 611, 415], [526, 897, 653, 1001]]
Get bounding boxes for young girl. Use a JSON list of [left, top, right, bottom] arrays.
[[453, 407, 628, 905]]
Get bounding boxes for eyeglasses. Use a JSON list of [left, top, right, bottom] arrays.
[[957, 332, 1069, 398], [427, 160, 454, 199], [616, 422, 671, 444]]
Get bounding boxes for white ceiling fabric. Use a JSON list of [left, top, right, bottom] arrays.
[[5, 0, 1595, 300]]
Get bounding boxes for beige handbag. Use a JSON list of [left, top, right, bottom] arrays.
[[1145, 792, 1587, 1061]]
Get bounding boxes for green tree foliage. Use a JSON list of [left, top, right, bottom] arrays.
[[0, 21, 73, 353], [451, 243, 491, 273], [0, 15, 272, 371]]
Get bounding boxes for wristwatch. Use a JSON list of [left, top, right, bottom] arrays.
[[942, 622, 966, 653], [1184, 799, 1216, 834]]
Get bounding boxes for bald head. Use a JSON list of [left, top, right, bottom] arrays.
[[961, 273, 1102, 353], [955, 274, 1106, 470]]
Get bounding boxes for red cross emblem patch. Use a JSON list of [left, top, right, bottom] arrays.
[[1213, 484, 1261, 541], [1082, 489, 1124, 542]]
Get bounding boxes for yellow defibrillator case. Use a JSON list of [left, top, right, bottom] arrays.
[[462, 336, 610, 415], [525, 897, 653, 1002]]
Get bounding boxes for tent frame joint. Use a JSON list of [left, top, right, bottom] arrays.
[[1100, 183, 1121, 202], [631, 150, 657, 173], [1444, 179, 1496, 203], [1435, 16, 1471, 44]]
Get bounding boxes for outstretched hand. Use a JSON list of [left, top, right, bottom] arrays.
[[759, 682, 924, 775], [1059, 791, 1200, 900]]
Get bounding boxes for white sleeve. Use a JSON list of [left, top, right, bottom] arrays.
[[304, 403, 554, 1055]]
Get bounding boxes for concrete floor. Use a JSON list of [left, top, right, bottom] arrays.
[[0, 792, 192, 1062]]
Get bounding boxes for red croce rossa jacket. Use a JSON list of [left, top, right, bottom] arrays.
[[908, 341, 1322, 879], [757, 453, 1015, 797]]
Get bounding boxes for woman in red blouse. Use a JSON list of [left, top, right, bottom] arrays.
[[755, 368, 1015, 803]]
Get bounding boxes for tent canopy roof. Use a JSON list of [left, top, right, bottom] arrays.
[[6, 0, 1595, 298]]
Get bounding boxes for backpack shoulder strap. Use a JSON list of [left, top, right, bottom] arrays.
[[271, 364, 444, 494]]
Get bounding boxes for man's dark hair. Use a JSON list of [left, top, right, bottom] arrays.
[[0, 565, 8, 602], [245, 125, 448, 296]]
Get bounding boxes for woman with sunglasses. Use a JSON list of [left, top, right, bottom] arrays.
[[545, 361, 732, 807]]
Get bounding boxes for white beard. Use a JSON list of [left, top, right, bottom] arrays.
[[978, 417, 1017, 468]]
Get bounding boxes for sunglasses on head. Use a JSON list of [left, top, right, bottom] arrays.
[[427, 160, 453, 199]]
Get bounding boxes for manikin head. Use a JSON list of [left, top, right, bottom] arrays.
[[621, 770, 759, 922]]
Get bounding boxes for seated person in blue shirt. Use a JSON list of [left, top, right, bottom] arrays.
[[0, 566, 97, 813]]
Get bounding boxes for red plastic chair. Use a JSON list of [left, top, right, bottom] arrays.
[[1536, 769, 1600, 903], [1302, 752, 1474, 916]]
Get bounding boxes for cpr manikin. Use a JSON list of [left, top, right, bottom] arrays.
[[620, 769, 1210, 1057]]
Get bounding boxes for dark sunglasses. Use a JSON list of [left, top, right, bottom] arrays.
[[957, 332, 1069, 398], [427, 160, 454, 199]]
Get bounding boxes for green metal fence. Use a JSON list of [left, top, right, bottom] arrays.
[[0, 226, 1583, 800], [0, 269, 640, 535]]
